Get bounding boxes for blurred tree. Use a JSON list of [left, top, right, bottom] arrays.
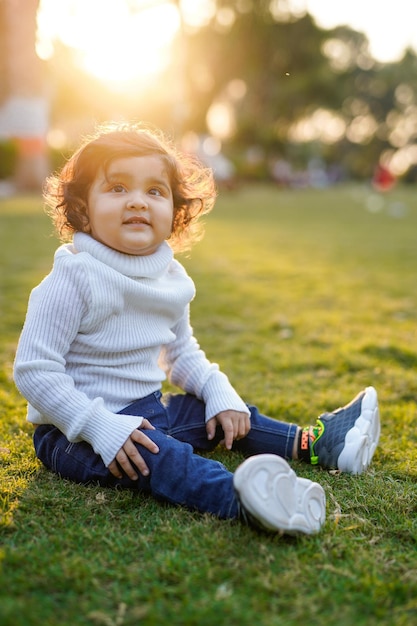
[[178, 2, 417, 180], [2, 0, 416, 184], [183, 10, 332, 138]]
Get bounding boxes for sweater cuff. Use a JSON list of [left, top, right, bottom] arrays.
[[201, 372, 250, 422], [82, 410, 144, 467]]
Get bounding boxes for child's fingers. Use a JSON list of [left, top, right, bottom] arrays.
[[237, 414, 251, 439], [108, 459, 123, 480], [110, 431, 160, 480], [115, 445, 141, 480], [206, 418, 217, 441], [130, 428, 159, 454], [221, 418, 234, 450]]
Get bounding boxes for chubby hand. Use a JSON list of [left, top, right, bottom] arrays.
[[206, 410, 251, 450], [108, 419, 159, 480]]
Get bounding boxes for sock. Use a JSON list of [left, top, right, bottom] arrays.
[[297, 425, 321, 464]]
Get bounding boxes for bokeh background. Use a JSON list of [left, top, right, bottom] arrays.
[[1, 0, 417, 192]]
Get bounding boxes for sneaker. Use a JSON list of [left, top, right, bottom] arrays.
[[304, 386, 380, 474], [233, 454, 326, 535]]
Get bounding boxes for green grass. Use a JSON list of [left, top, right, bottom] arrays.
[[1, 184, 417, 625]]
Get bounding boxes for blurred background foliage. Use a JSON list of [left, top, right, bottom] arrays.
[[1, 0, 417, 189]]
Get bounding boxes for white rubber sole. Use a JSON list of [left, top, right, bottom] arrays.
[[233, 454, 326, 535], [337, 386, 380, 475]]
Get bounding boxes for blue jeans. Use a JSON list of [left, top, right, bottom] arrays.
[[33, 392, 298, 520]]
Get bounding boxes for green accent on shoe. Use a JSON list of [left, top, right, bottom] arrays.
[[309, 420, 324, 466]]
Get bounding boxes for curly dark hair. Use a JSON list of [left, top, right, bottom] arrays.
[[44, 122, 217, 252]]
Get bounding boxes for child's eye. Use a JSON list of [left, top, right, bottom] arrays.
[[111, 184, 126, 193], [149, 187, 162, 196]]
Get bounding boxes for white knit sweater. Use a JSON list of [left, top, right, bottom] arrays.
[[14, 233, 249, 467]]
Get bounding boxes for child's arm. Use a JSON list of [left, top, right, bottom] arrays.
[[160, 307, 251, 438], [14, 262, 144, 468]]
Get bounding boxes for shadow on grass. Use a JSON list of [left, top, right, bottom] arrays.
[[361, 344, 417, 369]]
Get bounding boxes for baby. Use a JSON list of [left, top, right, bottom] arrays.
[[14, 122, 380, 534]]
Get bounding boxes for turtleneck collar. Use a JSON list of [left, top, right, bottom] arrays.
[[69, 232, 174, 279]]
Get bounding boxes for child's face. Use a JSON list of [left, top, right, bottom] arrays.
[[87, 155, 174, 256]]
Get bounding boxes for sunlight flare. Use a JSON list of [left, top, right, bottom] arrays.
[[37, 0, 181, 83]]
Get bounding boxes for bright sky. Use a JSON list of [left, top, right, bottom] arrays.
[[36, 0, 417, 86], [297, 0, 417, 62]]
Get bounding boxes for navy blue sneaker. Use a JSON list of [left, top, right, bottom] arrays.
[[233, 454, 326, 535], [301, 386, 380, 474]]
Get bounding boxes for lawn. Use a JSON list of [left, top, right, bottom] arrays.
[[1, 183, 417, 626]]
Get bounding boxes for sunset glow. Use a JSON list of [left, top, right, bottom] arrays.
[[36, 0, 417, 89], [36, 0, 181, 84]]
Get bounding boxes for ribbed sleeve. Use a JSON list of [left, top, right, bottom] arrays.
[[159, 311, 250, 421]]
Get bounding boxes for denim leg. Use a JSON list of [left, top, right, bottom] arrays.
[[34, 425, 111, 484], [128, 428, 238, 518], [164, 393, 298, 460], [33, 393, 239, 519], [234, 404, 298, 460], [120, 393, 238, 517], [33, 392, 297, 520], [163, 393, 225, 450]]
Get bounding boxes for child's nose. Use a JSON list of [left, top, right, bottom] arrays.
[[127, 191, 148, 209]]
